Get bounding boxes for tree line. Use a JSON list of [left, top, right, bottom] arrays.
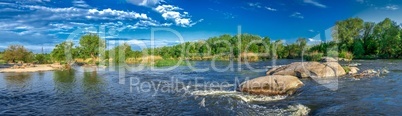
[[1, 17, 401, 64]]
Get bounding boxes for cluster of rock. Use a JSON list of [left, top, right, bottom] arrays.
[[240, 57, 347, 96], [266, 61, 346, 78], [352, 68, 389, 78]]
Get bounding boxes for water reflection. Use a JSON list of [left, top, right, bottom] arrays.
[[4, 73, 33, 88], [53, 69, 76, 93], [81, 70, 104, 114], [83, 71, 102, 90]]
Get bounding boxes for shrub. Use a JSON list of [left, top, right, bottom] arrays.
[[339, 51, 353, 60], [304, 51, 323, 61], [342, 66, 350, 73]]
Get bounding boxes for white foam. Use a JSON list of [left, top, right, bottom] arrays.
[[190, 90, 287, 102], [287, 104, 311, 116]]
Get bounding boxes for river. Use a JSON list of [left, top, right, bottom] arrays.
[[1, 59, 401, 115]]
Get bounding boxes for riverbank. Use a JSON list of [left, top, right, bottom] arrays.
[[0, 64, 64, 73]]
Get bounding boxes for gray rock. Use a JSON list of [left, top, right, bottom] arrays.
[[240, 75, 304, 96]]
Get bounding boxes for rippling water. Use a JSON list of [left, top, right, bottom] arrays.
[[1, 59, 402, 115]]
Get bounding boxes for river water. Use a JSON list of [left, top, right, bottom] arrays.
[[1, 59, 401, 115]]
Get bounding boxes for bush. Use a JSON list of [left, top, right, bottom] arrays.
[[304, 51, 323, 61], [342, 66, 350, 73], [339, 51, 353, 60], [327, 50, 338, 58], [3, 45, 34, 63], [35, 54, 51, 64]]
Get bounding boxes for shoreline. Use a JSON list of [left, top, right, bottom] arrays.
[[0, 64, 62, 73]]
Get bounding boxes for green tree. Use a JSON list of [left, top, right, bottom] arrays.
[[3, 45, 33, 63], [333, 18, 364, 51], [110, 43, 133, 63], [362, 22, 378, 56], [374, 18, 401, 58], [51, 41, 74, 62], [79, 34, 106, 63], [35, 54, 51, 64], [352, 39, 365, 58]]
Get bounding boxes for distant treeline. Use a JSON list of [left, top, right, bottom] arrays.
[[1, 17, 401, 64]]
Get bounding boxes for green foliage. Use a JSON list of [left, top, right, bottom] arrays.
[[35, 54, 51, 64], [304, 51, 323, 61], [352, 39, 365, 58], [154, 59, 185, 67], [339, 51, 353, 60], [333, 17, 364, 51], [342, 66, 351, 73], [79, 33, 106, 60], [3, 45, 34, 63], [374, 18, 401, 58], [51, 41, 74, 62], [109, 43, 133, 64]]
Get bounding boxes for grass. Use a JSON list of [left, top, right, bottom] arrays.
[[342, 66, 350, 74], [154, 59, 185, 67]]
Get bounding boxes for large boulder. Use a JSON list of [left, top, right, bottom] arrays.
[[266, 61, 346, 78], [240, 75, 304, 96]]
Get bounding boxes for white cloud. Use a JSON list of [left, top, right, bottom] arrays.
[[154, 4, 198, 27], [303, 0, 326, 8], [88, 8, 149, 20], [290, 12, 304, 19], [308, 38, 321, 42], [248, 2, 262, 8], [126, 0, 163, 7], [265, 7, 277, 11], [384, 5, 399, 10], [72, 0, 90, 8]]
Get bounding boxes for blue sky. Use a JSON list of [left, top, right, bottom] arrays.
[[1, 0, 402, 52]]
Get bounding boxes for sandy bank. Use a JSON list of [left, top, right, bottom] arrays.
[[0, 64, 61, 73]]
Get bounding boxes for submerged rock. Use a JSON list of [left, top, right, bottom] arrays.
[[266, 61, 346, 78], [240, 75, 304, 96], [353, 69, 378, 78], [349, 67, 359, 74]]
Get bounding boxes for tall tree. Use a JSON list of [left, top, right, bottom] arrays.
[[79, 34, 105, 63], [333, 18, 364, 51], [374, 18, 401, 58], [51, 41, 75, 62], [362, 22, 378, 55]]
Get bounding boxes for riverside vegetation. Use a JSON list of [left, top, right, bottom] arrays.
[[1, 17, 402, 67]]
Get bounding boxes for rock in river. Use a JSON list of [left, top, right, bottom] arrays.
[[240, 75, 304, 96], [266, 61, 346, 78]]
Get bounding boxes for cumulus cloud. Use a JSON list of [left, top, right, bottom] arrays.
[[154, 4, 198, 27], [0, 0, 201, 50], [290, 12, 304, 19], [303, 0, 326, 8]]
